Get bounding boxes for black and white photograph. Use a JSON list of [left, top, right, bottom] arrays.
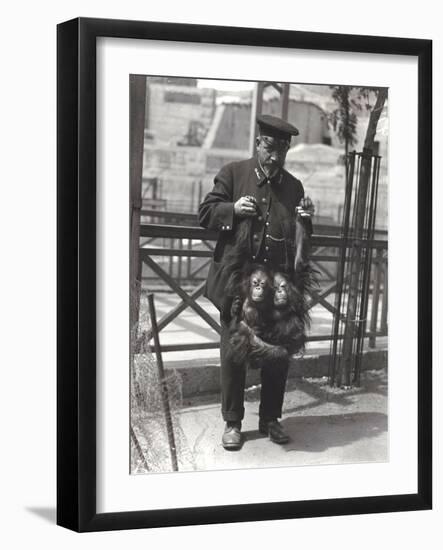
[[1, 1, 436, 543], [129, 75, 389, 474]]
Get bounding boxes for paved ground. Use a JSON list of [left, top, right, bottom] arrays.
[[132, 369, 388, 473]]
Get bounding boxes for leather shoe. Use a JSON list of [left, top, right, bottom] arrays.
[[259, 419, 290, 444], [222, 421, 242, 450]]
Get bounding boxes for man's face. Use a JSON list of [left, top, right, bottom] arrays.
[[256, 135, 290, 176]]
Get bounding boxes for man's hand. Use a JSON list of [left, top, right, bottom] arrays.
[[234, 195, 257, 218], [296, 196, 315, 218]]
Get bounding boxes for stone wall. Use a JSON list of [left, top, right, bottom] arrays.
[[207, 99, 331, 150], [143, 142, 387, 228], [285, 144, 388, 229], [263, 98, 331, 146], [143, 146, 247, 212], [147, 83, 216, 146]]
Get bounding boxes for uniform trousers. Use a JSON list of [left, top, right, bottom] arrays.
[[220, 318, 290, 423]]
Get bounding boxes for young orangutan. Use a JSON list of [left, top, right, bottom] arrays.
[[223, 200, 316, 368], [227, 266, 289, 369], [265, 271, 308, 356]]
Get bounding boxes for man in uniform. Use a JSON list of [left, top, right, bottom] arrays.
[[198, 114, 314, 450]]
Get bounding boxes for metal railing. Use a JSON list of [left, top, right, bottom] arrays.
[[139, 224, 387, 353]]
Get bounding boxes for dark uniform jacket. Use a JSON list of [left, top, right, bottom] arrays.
[[198, 156, 311, 311]]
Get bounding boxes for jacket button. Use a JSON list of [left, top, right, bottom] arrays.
[[226, 225, 230, 230], [265, 222, 269, 226], [265, 246, 269, 251], [264, 258, 268, 263], [257, 216, 263, 221], [261, 198, 267, 204]]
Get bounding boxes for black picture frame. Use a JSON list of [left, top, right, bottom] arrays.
[[57, 17, 432, 532]]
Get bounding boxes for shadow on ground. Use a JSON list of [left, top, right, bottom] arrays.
[[183, 368, 388, 410], [282, 370, 388, 416], [26, 507, 56, 524], [241, 412, 387, 452]]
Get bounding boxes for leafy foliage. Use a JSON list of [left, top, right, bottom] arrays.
[[329, 86, 357, 147], [329, 86, 381, 148]]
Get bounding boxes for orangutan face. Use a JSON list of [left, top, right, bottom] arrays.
[[273, 272, 289, 308], [249, 269, 272, 303]]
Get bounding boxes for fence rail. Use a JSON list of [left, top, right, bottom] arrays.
[[139, 223, 387, 353]]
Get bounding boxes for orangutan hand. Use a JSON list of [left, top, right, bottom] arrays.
[[230, 296, 243, 318]]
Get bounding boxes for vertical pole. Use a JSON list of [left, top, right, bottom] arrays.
[[169, 239, 174, 278], [329, 152, 356, 385], [187, 239, 192, 280], [369, 250, 382, 348], [191, 179, 195, 213], [197, 180, 203, 210], [340, 150, 373, 385], [354, 156, 380, 383], [144, 79, 150, 137], [129, 76, 147, 472], [130, 76, 147, 331], [147, 293, 178, 472], [130, 426, 150, 472], [380, 258, 388, 334], [249, 81, 265, 156], [177, 238, 183, 286], [281, 83, 290, 121]]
